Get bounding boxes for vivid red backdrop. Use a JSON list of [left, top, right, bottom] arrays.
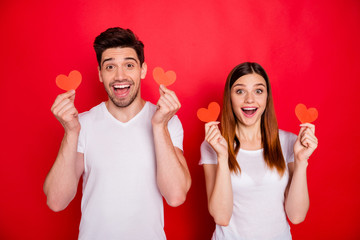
[[1, 0, 359, 239]]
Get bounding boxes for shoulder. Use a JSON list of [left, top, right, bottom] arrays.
[[279, 129, 297, 163], [78, 102, 105, 124], [279, 129, 297, 144], [199, 140, 218, 165]]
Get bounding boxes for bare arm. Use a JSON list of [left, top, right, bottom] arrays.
[[43, 90, 84, 212], [285, 123, 318, 224], [152, 85, 191, 207], [203, 122, 233, 226]]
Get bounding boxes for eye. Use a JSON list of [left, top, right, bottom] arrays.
[[236, 89, 244, 94], [255, 89, 263, 94], [125, 63, 135, 68], [105, 65, 115, 70]]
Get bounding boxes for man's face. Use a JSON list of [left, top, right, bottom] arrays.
[[99, 47, 147, 108]]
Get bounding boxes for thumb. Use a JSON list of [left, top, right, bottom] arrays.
[[159, 85, 165, 96], [69, 91, 76, 102]]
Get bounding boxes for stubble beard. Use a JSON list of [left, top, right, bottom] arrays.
[[106, 81, 140, 108]]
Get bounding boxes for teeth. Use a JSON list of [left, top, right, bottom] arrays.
[[242, 108, 256, 110], [114, 85, 130, 89]]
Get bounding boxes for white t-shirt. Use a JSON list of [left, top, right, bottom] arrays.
[[200, 130, 297, 240], [77, 102, 183, 240]]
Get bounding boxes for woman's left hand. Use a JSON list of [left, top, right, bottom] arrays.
[[294, 123, 318, 162]]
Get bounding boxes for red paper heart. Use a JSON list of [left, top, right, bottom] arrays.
[[295, 103, 318, 123], [56, 70, 82, 91], [197, 102, 221, 123], [153, 67, 176, 86]]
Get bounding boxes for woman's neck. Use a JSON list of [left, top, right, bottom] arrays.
[[236, 122, 262, 150]]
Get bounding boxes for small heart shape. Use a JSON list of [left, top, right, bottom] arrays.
[[295, 103, 318, 123], [153, 67, 176, 86], [56, 70, 82, 91], [197, 102, 221, 123]]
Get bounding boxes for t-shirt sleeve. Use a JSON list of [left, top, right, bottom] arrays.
[[77, 114, 86, 153], [199, 140, 218, 165], [280, 130, 297, 164], [167, 115, 184, 151]]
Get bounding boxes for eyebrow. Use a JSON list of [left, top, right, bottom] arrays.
[[101, 57, 139, 66], [233, 83, 266, 88]]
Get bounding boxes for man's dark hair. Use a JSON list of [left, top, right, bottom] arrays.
[[93, 27, 145, 68]]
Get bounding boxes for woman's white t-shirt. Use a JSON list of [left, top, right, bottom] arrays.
[[200, 130, 297, 240]]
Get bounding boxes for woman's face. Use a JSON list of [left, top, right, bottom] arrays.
[[230, 73, 268, 128]]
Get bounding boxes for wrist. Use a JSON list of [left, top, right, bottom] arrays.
[[217, 154, 229, 165], [294, 158, 309, 170], [64, 128, 80, 137], [152, 122, 167, 131]]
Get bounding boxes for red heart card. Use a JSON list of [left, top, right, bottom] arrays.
[[295, 103, 318, 123], [197, 102, 221, 123], [153, 67, 176, 86], [56, 70, 82, 91]]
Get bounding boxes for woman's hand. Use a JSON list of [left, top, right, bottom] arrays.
[[205, 122, 228, 160], [294, 123, 318, 163]]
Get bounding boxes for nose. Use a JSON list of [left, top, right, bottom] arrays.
[[245, 92, 255, 103], [115, 67, 127, 80]]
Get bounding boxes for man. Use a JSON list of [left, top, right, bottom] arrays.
[[44, 27, 191, 239]]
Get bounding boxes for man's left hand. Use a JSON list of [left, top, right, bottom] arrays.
[[152, 85, 181, 126]]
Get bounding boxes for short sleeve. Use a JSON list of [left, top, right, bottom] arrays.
[[279, 130, 297, 164], [167, 115, 184, 151], [77, 113, 86, 153], [199, 140, 218, 165]]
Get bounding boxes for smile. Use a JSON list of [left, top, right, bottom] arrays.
[[112, 83, 131, 97], [241, 107, 258, 117]]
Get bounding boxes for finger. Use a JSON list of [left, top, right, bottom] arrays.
[[53, 90, 76, 106], [57, 101, 76, 118], [205, 125, 220, 142], [300, 123, 315, 134], [61, 106, 79, 122], [301, 128, 318, 142], [301, 133, 318, 147], [161, 94, 178, 112], [52, 90, 76, 111], [157, 96, 172, 112], [161, 90, 180, 111], [206, 128, 222, 145], [205, 121, 220, 134], [160, 85, 180, 106], [52, 98, 72, 115], [159, 85, 165, 96], [297, 126, 307, 140]]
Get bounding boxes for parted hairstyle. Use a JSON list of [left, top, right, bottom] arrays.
[[221, 62, 286, 176], [93, 27, 145, 68]]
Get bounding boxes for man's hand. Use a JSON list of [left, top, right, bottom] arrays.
[[151, 85, 181, 126], [51, 90, 80, 133]]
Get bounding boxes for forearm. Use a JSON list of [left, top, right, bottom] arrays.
[[44, 131, 82, 212], [285, 160, 309, 224], [153, 124, 190, 207], [209, 159, 233, 226]]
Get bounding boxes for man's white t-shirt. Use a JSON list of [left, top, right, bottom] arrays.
[[77, 102, 183, 240], [200, 130, 297, 240]]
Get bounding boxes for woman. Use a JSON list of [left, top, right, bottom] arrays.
[[200, 62, 318, 240]]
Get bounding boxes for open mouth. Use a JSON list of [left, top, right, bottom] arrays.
[[241, 107, 258, 117], [113, 84, 131, 97]]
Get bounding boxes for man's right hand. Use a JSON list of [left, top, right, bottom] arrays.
[[51, 90, 80, 133]]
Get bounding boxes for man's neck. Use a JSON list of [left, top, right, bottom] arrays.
[[105, 98, 146, 123]]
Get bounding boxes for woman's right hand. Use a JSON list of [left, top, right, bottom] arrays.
[[205, 122, 228, 160], [51, 90, 81, 134]]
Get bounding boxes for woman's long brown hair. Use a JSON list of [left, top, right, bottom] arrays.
[[221, 62, 285, 176]]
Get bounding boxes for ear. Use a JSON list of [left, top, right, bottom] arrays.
[[98, 66, 103, 83], [140, 62, 147, 79]]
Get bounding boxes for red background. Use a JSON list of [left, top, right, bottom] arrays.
[[1, 0, 359, 239]]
